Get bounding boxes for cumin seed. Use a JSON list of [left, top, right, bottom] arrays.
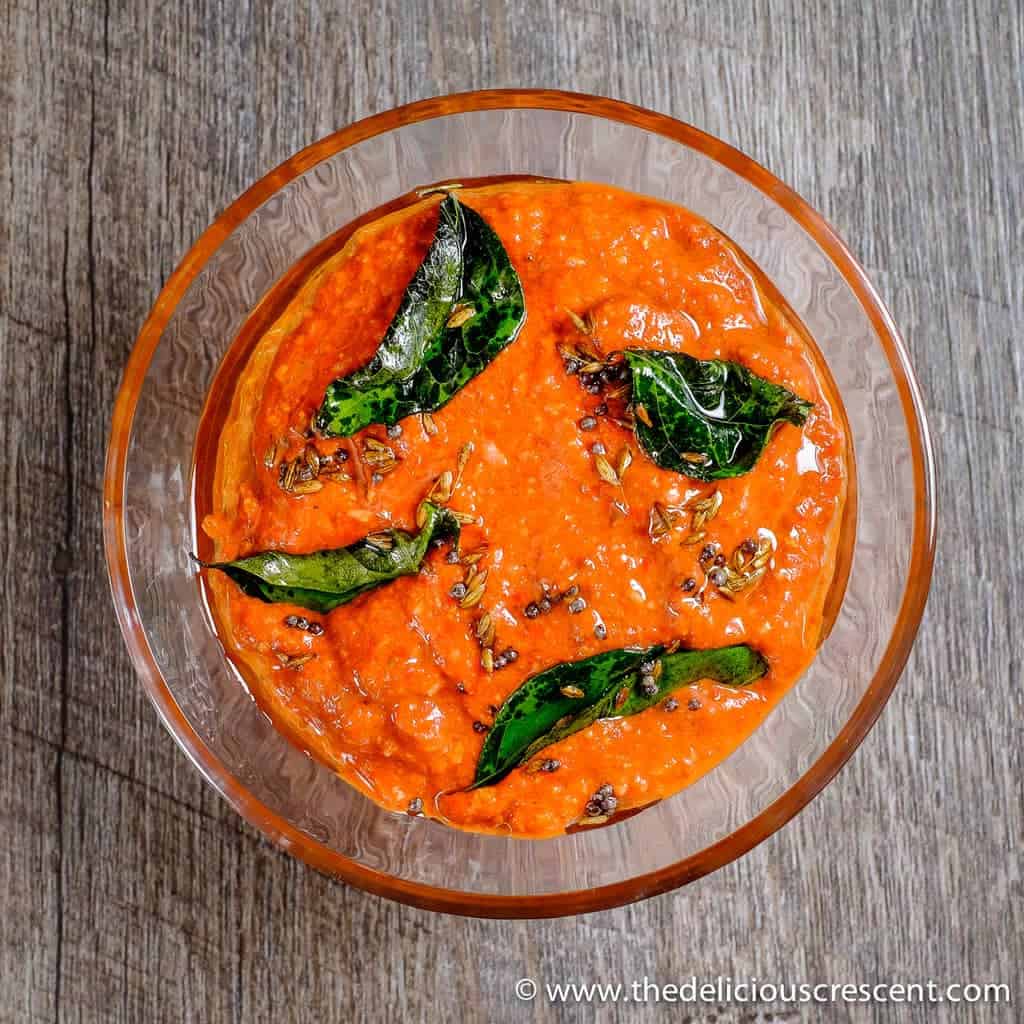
[[594, 453, 620, 485], [282, 459, 300, 492], [454, 442, 474, 489], [445, 303, 476, 329], [416, 182, 464, 197], [616, 445, 633, 478], [430, 470, 455, 503], [648, 502, 675, 539], [564, 307, 591, 334], [459, 570, 488, 608]]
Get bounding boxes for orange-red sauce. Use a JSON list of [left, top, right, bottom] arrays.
[[198, 182, 850, 838]]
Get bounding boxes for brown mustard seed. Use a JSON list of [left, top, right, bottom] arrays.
[[714, 553, 727, 567], [472, 721, 489, 734], [456, 682, 467, 694], [407, 797, 423, 815], [594, 623, 608, 640], [664, 697, 679, 711], [449, 582, 468, 600], [709, 568, 728, 587], [568, 597, 586, 614], [585, 783, 618, 817], [681, 577, 697, 592], [540, 758, 560, 773], [579, 416, 598, 431], [524, 602, 540, 619], [640, 676, 659, 697], [308, 622, 325, 637], [741, 537, 758, 556], [688, 697, 702, 711]]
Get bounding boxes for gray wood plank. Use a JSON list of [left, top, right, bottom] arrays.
[[1, 0, 1021, 1021]]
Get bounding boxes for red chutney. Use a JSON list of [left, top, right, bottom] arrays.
[[200, 182, 849, 839]]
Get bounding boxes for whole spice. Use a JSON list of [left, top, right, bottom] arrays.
[[564, 307, 594, 335], [584, 783, 617, 819], [279, 652, 314, 670]]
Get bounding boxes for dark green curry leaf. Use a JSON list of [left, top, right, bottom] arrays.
[[622, 349, 813, 481], [203, 502, 459, 614], [315, 194, 526, 437], [472, 643, 767, 789]]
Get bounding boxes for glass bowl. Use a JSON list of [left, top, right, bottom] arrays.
[[104, 90, 936, 917]]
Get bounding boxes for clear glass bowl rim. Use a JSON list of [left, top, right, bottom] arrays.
[[103, 89, 937, 918]]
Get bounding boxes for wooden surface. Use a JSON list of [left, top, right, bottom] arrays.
[[2, 1, 1021, 1021]]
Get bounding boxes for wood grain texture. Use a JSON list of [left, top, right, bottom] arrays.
[[2, 0, 1021, 1021]]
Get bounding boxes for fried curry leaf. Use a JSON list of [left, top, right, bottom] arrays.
[[203, 502, 459, 614], [315, 194, 526, 437], [472, 643, 767, 789], [622, 349, 813, 481]]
